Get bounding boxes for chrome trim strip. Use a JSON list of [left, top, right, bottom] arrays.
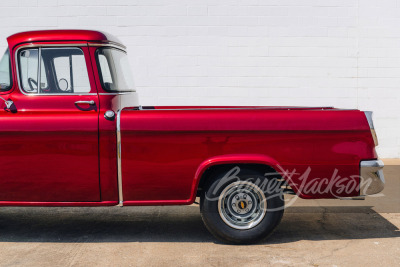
[[99, 92, 135, 95], [116, 109, 123, 206], [133, 107, 335, 111], [88, 42, 127, 51], [37, 47, 41, 94], [17, 43, 87, 48], [14, 43, 97, 96]]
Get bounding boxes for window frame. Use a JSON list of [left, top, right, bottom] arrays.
[[95, 47, 136, 93], [15, 44, 97, 96], [0, 48, 13, 92]]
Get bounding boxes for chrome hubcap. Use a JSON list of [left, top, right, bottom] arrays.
[[218, 181, 267, 230]]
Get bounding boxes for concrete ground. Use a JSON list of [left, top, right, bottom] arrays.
[[0, 161, 399, 266]]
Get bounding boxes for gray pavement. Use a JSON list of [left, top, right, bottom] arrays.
[[0, 161, 399, 266]]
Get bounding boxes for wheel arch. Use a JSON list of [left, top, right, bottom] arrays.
[[189, 154, 285, 203]]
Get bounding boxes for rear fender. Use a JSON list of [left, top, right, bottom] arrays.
[[190, 154, 285, 203]]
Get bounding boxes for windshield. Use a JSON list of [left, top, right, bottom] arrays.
[[0, 49, 11, 91], [96, 48, 135, 92]]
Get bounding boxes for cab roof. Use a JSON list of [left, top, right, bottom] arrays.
[[7, 29, 124, 49]]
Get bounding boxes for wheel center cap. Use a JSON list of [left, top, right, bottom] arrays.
[[230, 192, 254, 214], [238, 200, 247, 209]]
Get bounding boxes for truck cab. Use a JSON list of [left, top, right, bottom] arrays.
[[0, 30, 137, 203]]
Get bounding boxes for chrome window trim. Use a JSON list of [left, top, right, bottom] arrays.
[[88, 42, 127, 51], [37, 47, 41, 94], [15, 43, 97, 96], [116, 109, 124, 206]]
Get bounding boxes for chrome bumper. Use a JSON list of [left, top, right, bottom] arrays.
[[360, 160, 385, 196]]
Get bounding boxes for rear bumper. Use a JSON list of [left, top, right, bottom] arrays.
[[360, 160, 385, 196]]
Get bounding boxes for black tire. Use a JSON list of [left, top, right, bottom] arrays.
[[200, 167, 284, 244]]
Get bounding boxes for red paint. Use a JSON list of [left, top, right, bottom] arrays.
[[7, 29, 122, 49], [0, 30, 378, 207]]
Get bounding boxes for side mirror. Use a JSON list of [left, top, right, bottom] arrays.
[[5, 100, 13, 109], [0, 97, 16, 113]]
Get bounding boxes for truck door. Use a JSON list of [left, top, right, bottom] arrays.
[[0, 44, 100, 202]]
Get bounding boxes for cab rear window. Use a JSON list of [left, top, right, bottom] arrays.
[[95, 47, 135, 92]]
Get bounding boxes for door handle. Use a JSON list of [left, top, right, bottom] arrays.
[[75, 100, 95, 105]]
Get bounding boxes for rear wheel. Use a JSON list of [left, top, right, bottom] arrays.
[[200, 167, 284, 244]]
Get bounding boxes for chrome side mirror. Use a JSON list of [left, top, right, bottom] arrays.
[[0, 96, 16, 113], [5, 100, 13, 109]]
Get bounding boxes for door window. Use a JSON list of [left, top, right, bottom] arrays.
[[18, 47, 91, 94]]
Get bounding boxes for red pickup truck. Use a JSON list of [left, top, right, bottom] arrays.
[[0, 30, 384, 244]]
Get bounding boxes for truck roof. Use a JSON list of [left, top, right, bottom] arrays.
[[7, 29, 124, 49]]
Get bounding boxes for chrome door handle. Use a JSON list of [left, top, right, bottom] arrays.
[[75, 100, 95, 105]]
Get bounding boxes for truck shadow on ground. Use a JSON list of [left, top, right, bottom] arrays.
[[0, 205, 398, 244]]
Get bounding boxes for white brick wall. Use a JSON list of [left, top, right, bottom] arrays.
[[0, 0, 399, 158]]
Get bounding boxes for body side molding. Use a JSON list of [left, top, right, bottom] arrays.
[[116, 109, 123, 206]]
